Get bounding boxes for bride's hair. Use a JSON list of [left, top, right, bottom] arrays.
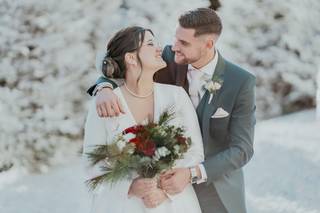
[[101, 26, 153, 78]]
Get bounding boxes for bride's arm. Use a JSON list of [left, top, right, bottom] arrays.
[[83, 99, 155, 198], [174, 87, 204, 168], [83, 99, 109, 182]]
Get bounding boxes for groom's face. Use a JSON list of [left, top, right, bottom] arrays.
[[172, 26, 206, 65]]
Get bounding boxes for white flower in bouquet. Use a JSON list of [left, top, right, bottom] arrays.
[[116, 140, 127, 152], [174, 145, 180, 154], [153, 147, 171, 161]]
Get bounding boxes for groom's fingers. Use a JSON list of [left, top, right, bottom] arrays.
[[110, 99, 120, 116], [161, 178, 180, 195], [96, 105, 102, 117], [116, 98, 125, 114], [161, 178, 173, 191], [161, 169, 176, 177], [99, 105, 108, 117], [105, 102, 115, 117]]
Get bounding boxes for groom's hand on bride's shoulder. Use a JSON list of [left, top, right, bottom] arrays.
[[96, 88, 125, 117], [160, 168, 190, 195], [128, 177, 157, 198]]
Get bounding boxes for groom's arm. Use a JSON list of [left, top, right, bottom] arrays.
[[87, 76, 119, 96], [203, 75, 256, 183]]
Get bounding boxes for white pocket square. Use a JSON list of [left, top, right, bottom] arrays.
[[211, 107, 229, 118]]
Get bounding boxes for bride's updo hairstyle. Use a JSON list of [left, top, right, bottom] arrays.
[[101, 26, 153, 78]]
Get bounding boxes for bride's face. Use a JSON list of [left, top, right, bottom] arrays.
[[138, 31, 167, 73]]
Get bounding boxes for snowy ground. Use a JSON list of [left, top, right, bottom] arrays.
[[0, 110, 319, 213]]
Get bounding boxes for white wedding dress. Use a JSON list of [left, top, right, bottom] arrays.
[[83, 83, 204, 213]]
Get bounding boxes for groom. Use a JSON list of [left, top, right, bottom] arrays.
[[88, 8, 256, 213]]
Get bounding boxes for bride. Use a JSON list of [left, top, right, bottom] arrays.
[[83, 26, 204, 213]]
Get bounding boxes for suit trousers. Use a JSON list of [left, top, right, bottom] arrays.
[[193, 183, 228, 213]]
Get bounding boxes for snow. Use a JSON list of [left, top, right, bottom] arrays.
[[1, 1, 319, 210], [0, 159, 91, 213], [0, 110, 319, 213], [245, 110, 320, 213]]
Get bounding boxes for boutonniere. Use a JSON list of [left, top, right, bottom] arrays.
[[203, 77, 223, 104]]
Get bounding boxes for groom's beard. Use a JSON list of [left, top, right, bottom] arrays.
[[174, 52, 201, 65], [174, 51, 201, 65]]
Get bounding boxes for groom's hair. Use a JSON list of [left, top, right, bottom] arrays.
[[179, 8, 222, 37]]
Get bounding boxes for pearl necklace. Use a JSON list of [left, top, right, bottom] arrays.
[[124, 83, 154, 98]]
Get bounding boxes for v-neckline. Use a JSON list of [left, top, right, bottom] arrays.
[[115, 83, 158, 125]]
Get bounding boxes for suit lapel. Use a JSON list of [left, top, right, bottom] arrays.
[[175, 64, 189, 94], [200, 53, 226, 153], [196, 90, 209, 129]]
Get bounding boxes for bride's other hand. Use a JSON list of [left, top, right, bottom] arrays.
[[128, 177, 157, 198], [96, 88, 125, 117], [142, 188, 168, 208]]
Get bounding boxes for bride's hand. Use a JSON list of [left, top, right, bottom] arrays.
[[128, 177, 157, 198], [142, 188, 168, 208]]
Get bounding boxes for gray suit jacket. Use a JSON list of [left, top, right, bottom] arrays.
[[89, 45, 256, 213], [196, 51, 256, 213]]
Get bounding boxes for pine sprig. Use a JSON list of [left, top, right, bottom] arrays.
[[86, 144, 109, 166], [158, 105, 176, 126]]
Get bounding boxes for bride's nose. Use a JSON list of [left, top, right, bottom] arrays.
[[156, 44, 162, 54]]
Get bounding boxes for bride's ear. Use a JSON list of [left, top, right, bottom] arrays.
[[124, 52, 138, 66]]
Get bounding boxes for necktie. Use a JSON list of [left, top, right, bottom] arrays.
[[188, 68, 204, 108]]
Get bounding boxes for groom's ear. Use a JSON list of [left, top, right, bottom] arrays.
[[124, 52, 138, 66], [205, 34, 217, 50], [205, 37, 214, 50]]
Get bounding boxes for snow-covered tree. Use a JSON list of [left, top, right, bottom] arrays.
[[217, 0, 319, 119], [0, 0, 208, 172], [1, 0, 319, 173], [317, 69, 320, 120]]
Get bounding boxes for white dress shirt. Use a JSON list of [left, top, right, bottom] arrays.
[[187, 49, 219, 184]]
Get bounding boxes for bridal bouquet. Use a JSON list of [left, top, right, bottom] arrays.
[[85, 108, 191, 190]]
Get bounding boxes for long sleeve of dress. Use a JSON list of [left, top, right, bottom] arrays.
[[83, 99, 109, 182], [83, 99, 132, 199]]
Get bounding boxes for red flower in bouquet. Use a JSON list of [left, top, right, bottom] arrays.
[[123, 125, 144, 134], [137, 140, 156, 157], [129, 137, 141, 146]]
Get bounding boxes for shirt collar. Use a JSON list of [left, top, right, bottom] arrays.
[[188, 49, 219, 78]]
